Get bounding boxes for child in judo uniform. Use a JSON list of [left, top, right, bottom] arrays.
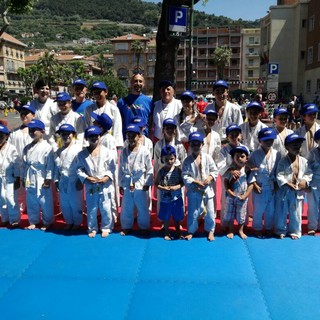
[[306, 129, 320, 235], [155, 145, 184, 240], [76, 126, 116, 238], [248, 128, 281, 238], [223, 146, 254, 239], [22, 119, 54, 230], [275, 133, 313, 239], [118, 124, 153, 236], [0, 125, 20, 228], [182, 132, 218, 241], [54, 124, 83, 230]]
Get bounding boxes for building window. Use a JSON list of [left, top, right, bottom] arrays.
[[248, 70, 254, 78], [306, 80, 311, 94], [309, 15, 315, 32], [115, 43, 128, 51], [307, 47, 313, 65], [248, 59, 254, 66], [249, 37, 254, 45]]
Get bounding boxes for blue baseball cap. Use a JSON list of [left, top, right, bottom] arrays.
[[72, 79, 87, 87], [189, 132, 204, 143], [0, 124, 10, 134], [91, 81, 108, 91], [204, 109, 218, 117], [131, 116, 147, 128], [28, 119, 45, 131], [163, 118, 177, 127], [226, 124, 242, 136], [213, 80, 228, 90], [246, 101, 263, 110], [161, 145, 176, 157], [18, 104, 36, 114], [91, 112, 112, 131], [180, 90, 195, 100], [229, 146, 250, 157], [258, 128, 277, 141], [285, 133, 305, 145], [56, 124, 76, 134], [126, 124, 140, 134], [85, 126, 102, 138], [159, 80, 174, 88], [300, 103, 319, 115], [314, 129, 320, 141], [54, 92, 71, 102], [273, 108, 290, 117]]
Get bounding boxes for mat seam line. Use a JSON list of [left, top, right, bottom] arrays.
[[244, 240, 273, 320], [0, 234, 56, 301], [123, 240, 148, 320]]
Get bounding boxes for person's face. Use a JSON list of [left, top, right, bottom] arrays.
[[36, 85, 50, 102], [60, 131, 75, 145], [126, 132, 139, 146], [29, 128, 43, 141], [160, 86, 174, 104], [73, 85, 87, 99], [213, 87, 228, 105], [247, 108, 261, 123], [227, 130, 242, 145], [57, 100, 72, 115], [92, 89, 108, 105], [303, 112, 317, 125], [131, 75, 144, 94], [163, 125, 176, 139], [86, 134, 100, 147], [233, 152, 248, 167], [0, 132, 8, 146], [162, 154, 176, 167], [286, 141, 303, 156], [20, 110, 35, 125], [181, 98, 194, 115], [206, 114, 218, 128], [190, 140, 203, 155], [260, 139, 274, 149], [274, 114, 288, 129]]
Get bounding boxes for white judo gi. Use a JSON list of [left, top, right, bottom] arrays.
[[84, 101, 123, 148], [276, 155, 313, 238], [307, 147, 320, 231], [272, 127, 293, 157], [182, 152, 218, 234], [49, 110, 85, 151], [240, 120, 267, 152], [118, 144, 153, 230], [0, 142, 20, 224], [295, 123, 320, 158], [22, 140, 55, 226], [54, 142, 83, 226], [76, 145, 116, 234], [249, 147, 281, 231]]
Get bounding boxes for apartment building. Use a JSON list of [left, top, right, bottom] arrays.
[[0, 32, 27, 97], [110, 34, 156, 95]]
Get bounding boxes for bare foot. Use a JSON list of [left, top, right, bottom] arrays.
[[88, 231, 97, 238], [239, 230, 247, 239], [101, 231, 110, 238], [308, 230, 316, 236], [227, 232, 234, 239], [26, 224, 36, 230], [164, 235, 171, 241], [40, 224, 51, 231], [185, 233, 193, 241], [120, 229, 131, 236], [207, 231, 215, 241], [279, 234, 285, 239], [290, 234, 299, 240]]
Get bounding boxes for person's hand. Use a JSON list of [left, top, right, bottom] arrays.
[[42, 179, 51, 189], [119, 187, 124, 195], [86, 176, 98, 183]]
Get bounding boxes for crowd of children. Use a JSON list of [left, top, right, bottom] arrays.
[[0, 79, 320, 242]]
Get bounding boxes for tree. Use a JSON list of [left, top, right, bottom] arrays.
[[36, 51, 59, 88], [17, 64, 40, 96], [210, 45, 232, 80], [0, 0, 38, 36], [153, 0, 207, 100], [131, 40, 144, 74]]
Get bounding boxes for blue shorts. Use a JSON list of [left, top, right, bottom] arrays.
[[158, 197, 184, 222]]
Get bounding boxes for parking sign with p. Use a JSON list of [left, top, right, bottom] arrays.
[[169, 6, 188, 34], [268, 63, 279, 75]]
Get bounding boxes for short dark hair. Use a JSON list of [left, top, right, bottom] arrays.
[[34, 79, 49, 89]]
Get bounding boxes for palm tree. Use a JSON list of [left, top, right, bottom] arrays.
[[131, 40, 144, 74], [37, 51, 59, 88], [210, 45, 232, 80]]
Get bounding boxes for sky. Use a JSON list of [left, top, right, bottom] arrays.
[[144, 0, 277, 21]]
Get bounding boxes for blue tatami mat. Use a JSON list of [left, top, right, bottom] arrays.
[[1, 229, 320, 320]]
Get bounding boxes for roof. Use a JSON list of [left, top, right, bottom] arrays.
[[0, 32, 27, 47], [110, 33, 148, 42]]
